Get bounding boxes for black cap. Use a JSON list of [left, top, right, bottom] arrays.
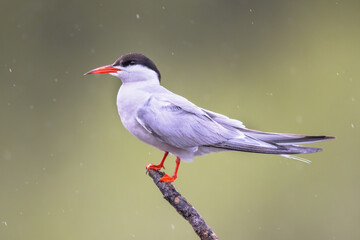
[[112, 53, 161, 82]]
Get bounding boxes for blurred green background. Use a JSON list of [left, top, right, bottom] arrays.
[[1, 0, 359, 239]]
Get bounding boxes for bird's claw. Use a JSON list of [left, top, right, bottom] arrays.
[[146, 163, 165, 172], [159, 174, 177, 183]]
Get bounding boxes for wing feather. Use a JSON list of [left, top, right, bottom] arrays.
[[136, 95, 241, 149]]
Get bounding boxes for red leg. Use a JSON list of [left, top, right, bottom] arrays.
[[159, 157, 181, 183], [146, 152, 169, 171]]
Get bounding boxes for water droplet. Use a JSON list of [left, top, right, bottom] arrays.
[[3, 151, 12, 161], [9, 68, 12, 72], [351, 123, 355, 128], [171, 224, 175, 230], [249, 8, 253, 13], [136, 14, 140, 19], [296, 115, 303, 124]]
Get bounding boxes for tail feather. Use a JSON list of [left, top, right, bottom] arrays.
[[241, 129, 335, 145], [280, 154, 312, 164], [208, 138, 322, 155]]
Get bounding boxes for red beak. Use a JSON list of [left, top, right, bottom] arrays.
[[84, 65, 120, 75]]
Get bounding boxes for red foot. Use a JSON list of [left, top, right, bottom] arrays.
[[146, 152, 168, 172], [159, 174, 177, 183], [146, 163, 165, 171]]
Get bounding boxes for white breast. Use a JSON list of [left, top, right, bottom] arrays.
[[116, 82, 197, 161]]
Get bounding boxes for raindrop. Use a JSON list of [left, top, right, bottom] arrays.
[[351, 123, 355, 128], [296, 115, 303, 124], [3, 151, 12, 161], [249, 8, 253, 13], [9, 68, 12, 72], [136, 14, 140, 19], [171, 224, 175, 230], [162, 6, 166, 10]]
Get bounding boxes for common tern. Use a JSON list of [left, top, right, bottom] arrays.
[[85, 53, 334, 182]]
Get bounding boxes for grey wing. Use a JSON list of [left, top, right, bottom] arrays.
[[201, 108, 246, 129], [202, 108, 332, 146], [135, 95, 241, 149]]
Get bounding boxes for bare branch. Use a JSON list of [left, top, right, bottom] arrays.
[[148, 169, 219, 240]]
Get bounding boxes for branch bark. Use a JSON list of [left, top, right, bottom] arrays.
[[148, 169, 219, 240]]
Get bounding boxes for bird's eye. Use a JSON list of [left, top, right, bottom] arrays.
[[122, 60, 136, 67]]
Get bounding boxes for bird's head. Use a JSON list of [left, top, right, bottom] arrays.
[[84, 53, 161, 84]]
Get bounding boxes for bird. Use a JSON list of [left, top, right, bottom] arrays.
[[85, 53, 334, 183]]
